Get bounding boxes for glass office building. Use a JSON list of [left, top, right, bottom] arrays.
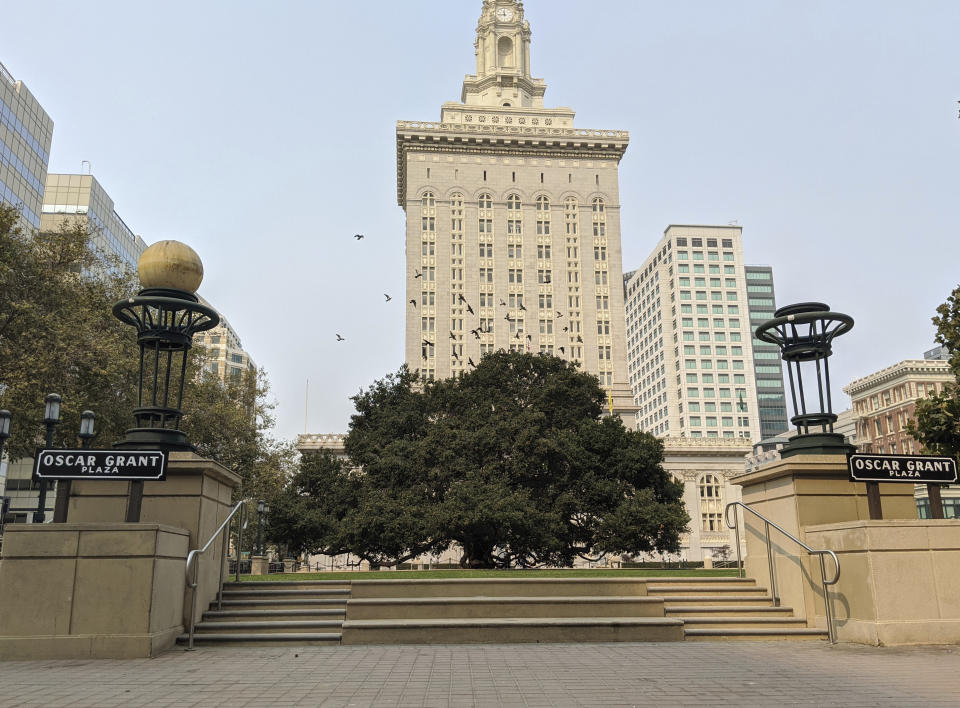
[[0, 61, 53, 228]]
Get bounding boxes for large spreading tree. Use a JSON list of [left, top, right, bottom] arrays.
[[0, 203, 292, 498], [270, 352, 689, 568]]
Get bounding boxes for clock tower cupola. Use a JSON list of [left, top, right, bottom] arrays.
[[461, 0, 546, 108]]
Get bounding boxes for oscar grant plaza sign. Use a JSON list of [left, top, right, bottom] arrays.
[[33, 449, 168, 481], [848, 453, 957, 484]]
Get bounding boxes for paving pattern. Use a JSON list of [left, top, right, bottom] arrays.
[[0, 641, 957, 707]]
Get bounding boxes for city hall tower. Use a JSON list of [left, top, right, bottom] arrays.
[[397, 0, 635, 416]]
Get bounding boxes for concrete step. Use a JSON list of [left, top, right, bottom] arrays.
[[221, 588, 350, 598], [637, 577, 757, 587], [659, 594, 775, 607], [223, 581, 350, 591], [350, 578, 650, 599], [341, 617, 684, 645], [192, 620, 343, 634], [346, 596, 665, 620], [648, 585, 769, 597], [681, 617, 811, 631], [684, 627, 827, 641], [665, 605, 795, 618], [220, 599, 349, 611], [176, 632, 341, 647], [203, 609, 345, 622]]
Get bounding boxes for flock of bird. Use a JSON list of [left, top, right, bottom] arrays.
[[336, 233, 582, 367]]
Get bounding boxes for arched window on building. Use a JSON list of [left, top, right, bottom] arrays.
[[478, 192, 492, 211], [699, 474, 724, 532], [536, 196, 551, 235]]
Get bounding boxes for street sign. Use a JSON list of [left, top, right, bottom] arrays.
[[33, 449, 167, 481], [848, 453, 957, 484]]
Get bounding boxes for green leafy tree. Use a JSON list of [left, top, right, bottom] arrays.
[[909, 285, 960, 458], [0, 203, 292, 502], [271, 352, 688, 568]]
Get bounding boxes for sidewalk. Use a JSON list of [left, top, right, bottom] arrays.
[[0, 641, 957, 707]]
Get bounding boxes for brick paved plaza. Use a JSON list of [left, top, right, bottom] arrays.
[[0, 641, 957, 707]]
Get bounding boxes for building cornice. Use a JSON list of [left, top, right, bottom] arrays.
[[662, 436, 753, 458], [843, 359, 954, 397], [396, 121, 630, 206]]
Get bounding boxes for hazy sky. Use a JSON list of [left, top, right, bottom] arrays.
[[4, 0, 958, 441]]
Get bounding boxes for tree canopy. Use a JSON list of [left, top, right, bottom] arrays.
[[909, 284, 960, 459], [0, 203, 292, 498], [269, 351, 689, 568]]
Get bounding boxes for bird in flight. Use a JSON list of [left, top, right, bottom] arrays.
[[499, 299, 507, 307], [519, 304, 527, 311], [354, 234, 364, 241], [466, 304, 475, 315], [409, 299, 417, 308], [543, 275, 551, 284], [414, 269, 423, 279], [514, 332, 521, 340], [384, 294, 392, 302], [452, 350, 460, 361], [468, 358, 476, 368], [526, 334, 532, 341], [577, 335, 583, 343], [336, 334, 345, 341], [562, 326, 569, 333], [504, 313, 513, 322], [556, 311, 564, 318], [449, 332, 457, 340], [559, 346, 566, 355], [471, 329, 481, 340], [457, 294, 466, 304]]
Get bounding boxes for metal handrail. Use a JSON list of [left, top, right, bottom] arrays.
[[725, 501, 841, 644], [185, 499, 248, 650]]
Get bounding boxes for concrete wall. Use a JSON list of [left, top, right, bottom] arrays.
[[0, 524, 188, 659], [805, 520, 960, 645], [734, 454, 916, 625], [64, 452, 240, 627]]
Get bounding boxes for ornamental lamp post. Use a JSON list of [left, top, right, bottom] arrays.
[[256, 499, 265, 556], [35, 394, 62, 523], [54, 411, 97, 523], [0, 410, 10, 540], [112, 241, 219, 522], [754, 303, 856, 459]]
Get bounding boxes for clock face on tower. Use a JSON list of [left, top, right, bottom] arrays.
[[495, 7, 514, 22]]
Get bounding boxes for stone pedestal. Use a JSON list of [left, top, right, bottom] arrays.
[[804, 520, 960, 645], [65, 452, 240, 627], [733, 454, 916, 626], [283, 558, 295, 574], [0, 524, 189, 659], [250, 555, 270, 576]]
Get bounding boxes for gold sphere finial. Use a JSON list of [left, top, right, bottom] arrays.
[[137, 241, 204, 293]]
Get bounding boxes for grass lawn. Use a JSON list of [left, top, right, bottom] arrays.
[[237, 568, 740, 582]]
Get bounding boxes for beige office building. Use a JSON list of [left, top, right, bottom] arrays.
[[396, 0, 634, 415], [41, 173, 148, 270], [0, 60, 53, 229], [194, 304, 257, 384], [625, 225, 763, 442]]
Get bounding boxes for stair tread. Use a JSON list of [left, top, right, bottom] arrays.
[[649, 585, 767, 591], [665, 605, 793, 613], [195, 620, 343, 630], [221, 599, 348, 605], [178, 633, 341, 643], [222, 589, 349, 596], [225, 581, 349, 587], [204, 609, 345, 618], [660, 595, 774, 601], [344, 617, 683, 628], [682, 618, 808, 625], [348, 595, 662, 605], [685, 627, 826, 636]]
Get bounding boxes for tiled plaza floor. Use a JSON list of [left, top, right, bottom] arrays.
[[0, 641, 957, 707]]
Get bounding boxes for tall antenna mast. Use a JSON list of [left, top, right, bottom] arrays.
[[304, 378, 309, 434]]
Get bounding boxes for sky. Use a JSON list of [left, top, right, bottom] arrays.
[[3, 0, 959, 442]]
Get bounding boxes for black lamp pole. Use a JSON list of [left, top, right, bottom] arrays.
[[53, 411, 96, 523], [256, 499, 265, 556], [0, 410, 11, 537], [35, 394, 62, 524]]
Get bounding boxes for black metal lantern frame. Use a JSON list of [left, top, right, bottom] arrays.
[[113, 287, 220, 451], [755, 302, 855, 457]]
